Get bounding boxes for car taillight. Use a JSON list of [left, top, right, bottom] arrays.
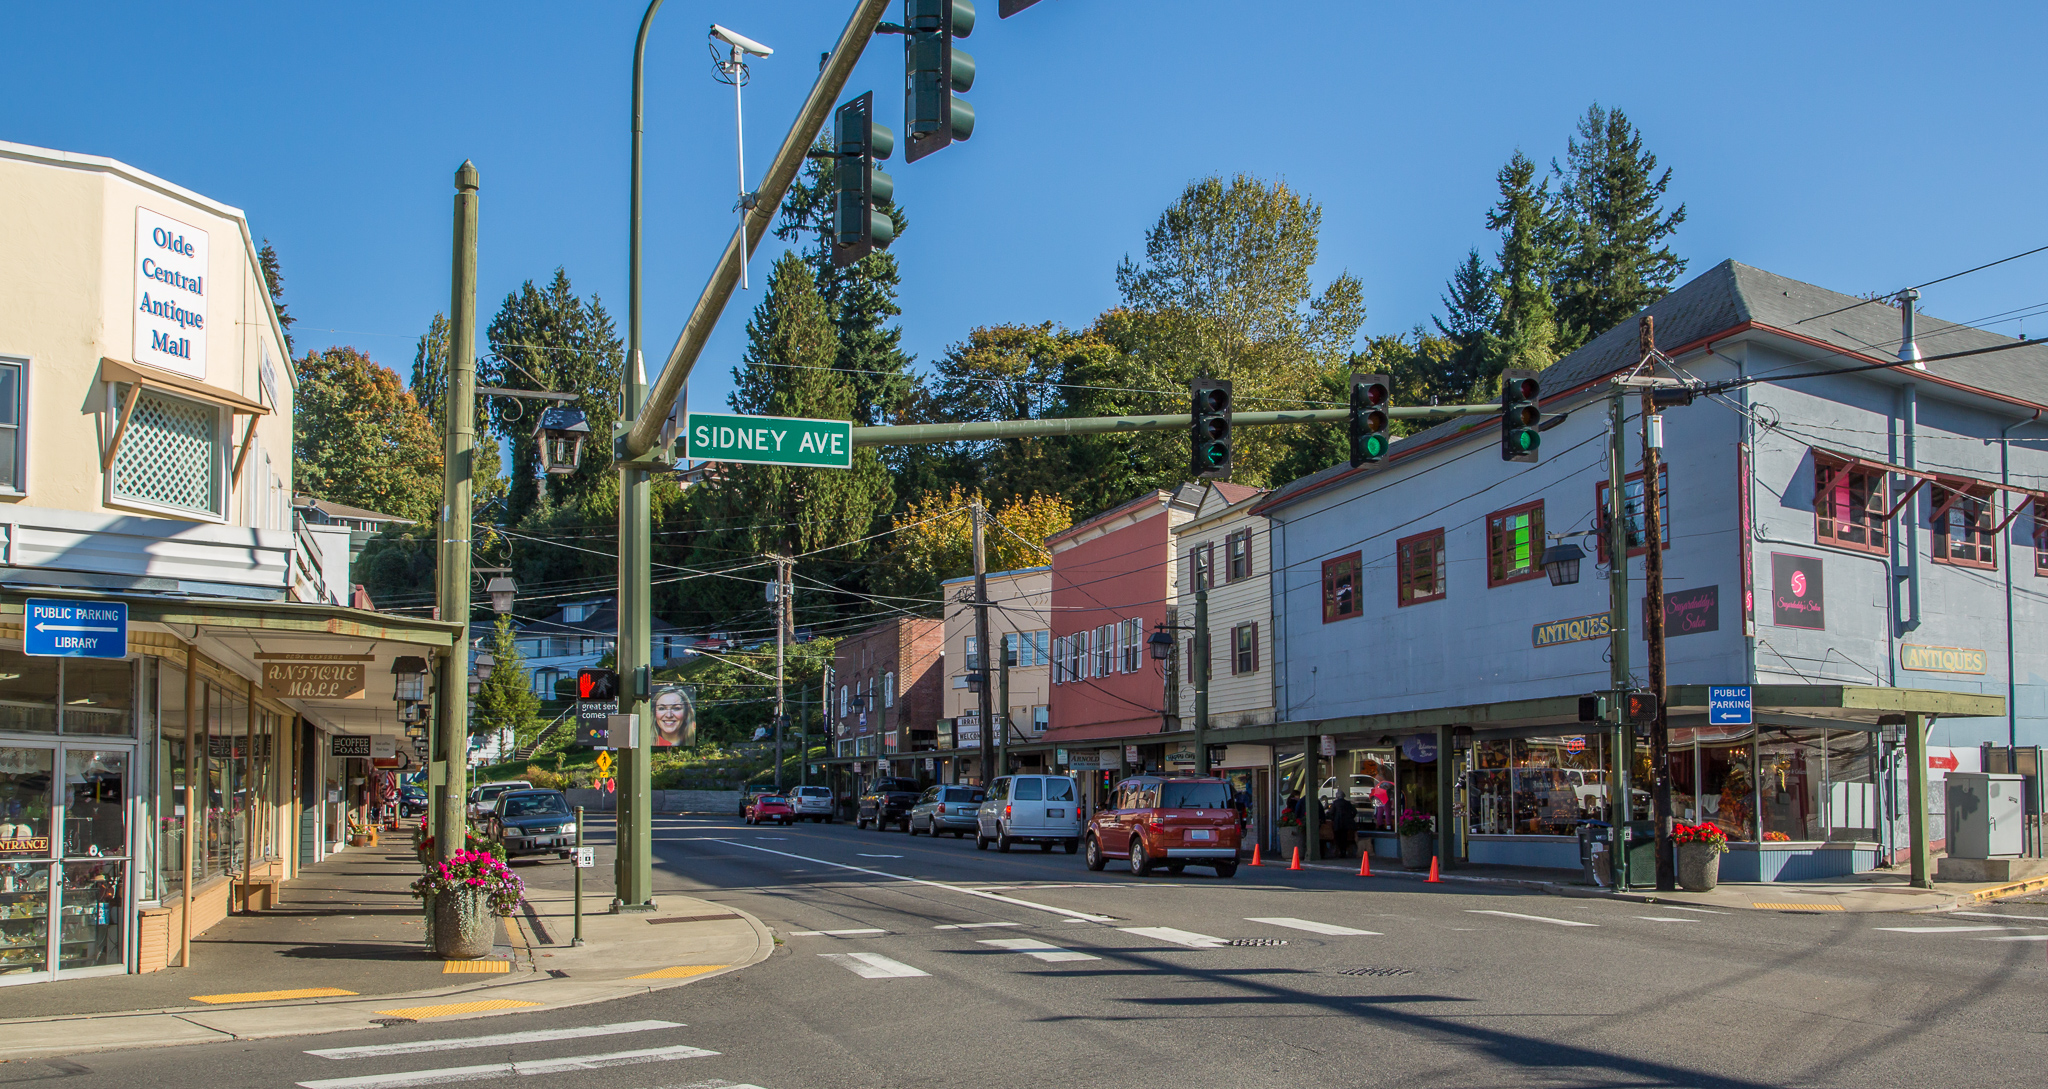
[[1004, 805, 1012, 818]]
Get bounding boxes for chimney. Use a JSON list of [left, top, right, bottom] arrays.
[[1898, 288, 1926, 370]]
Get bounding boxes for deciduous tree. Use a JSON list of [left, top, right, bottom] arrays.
[[292, 346, 440, 524]]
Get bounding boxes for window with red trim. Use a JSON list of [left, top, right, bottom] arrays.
[[1189, 543, 1216, 591], [1322, 552, 1361, 622], [2035, 507, 2048, 578], [1814, 455, 1889, 554], [1931, 483, 1996, 569], [1232, 622, 1259, 674], [1397, 529, 1447, 606], [1486, 501, 1545, 587], [1226, 529, 1252, 581], [1595, 466, 1670, 563]]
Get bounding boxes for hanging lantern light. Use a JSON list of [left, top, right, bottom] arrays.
[[474, 650, 496, 684], [1147, 628, 1175, 660], [534, 407, 591, 475], [1542, 539, 1586, 587], [391, 656, 430, 702], [486, 576, 517, 615]]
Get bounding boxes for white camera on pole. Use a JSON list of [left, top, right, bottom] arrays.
[[709, 24, 773, 57]]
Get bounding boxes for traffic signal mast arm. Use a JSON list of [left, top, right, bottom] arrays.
[[850, 404, 1500, 447]]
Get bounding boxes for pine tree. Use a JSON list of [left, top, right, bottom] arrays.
[[1432, 249, 1500, 400], [1487, 151, 1561, 380], [1550, 105, 1687, 351], [484, 270, 623, 523], [258, 241, 295, 355], [474, 614, 541, 742], [410, 312, 505, 504]]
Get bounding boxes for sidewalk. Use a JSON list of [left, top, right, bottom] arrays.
[[0, 838, 771, 1062]]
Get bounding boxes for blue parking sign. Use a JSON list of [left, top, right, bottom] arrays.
[[1707, 685, 1752, 726], [24, 599, 128, 659]]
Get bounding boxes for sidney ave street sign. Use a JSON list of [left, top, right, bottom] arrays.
[[684, 412, 852, 469]]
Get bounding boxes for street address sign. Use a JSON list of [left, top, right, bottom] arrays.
[[684, 412, 853, 469], [24, 598, 128, 659], [1708, 685, 1752, 726]]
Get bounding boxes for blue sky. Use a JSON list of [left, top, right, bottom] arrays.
[[9, 2, 2047, 411]]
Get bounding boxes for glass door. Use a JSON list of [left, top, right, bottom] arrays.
[[56, 746, 130, 976], [0, 744, 55, 984]]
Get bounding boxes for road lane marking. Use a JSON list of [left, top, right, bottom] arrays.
[[1980, 934, 2048, 941], [1872, 925, 2012, 933], [978, 938, 1100, 962], [372, 1000, 543, 1020], [630, 965, 728, 979], [703, 839, 1117, 923], [788, 928, 887, 937], [1466, 910, 1598, 927], [857, 853, 904, 858], [1635, 917, 1702, 923], [192, 986, 358, 1003], [306, 1021, 685, 1060], [1119, 926, 1227, 948], [1649, 905, 1729, 914], [933, 921, 1020, 929], [1951, 910, 2048, 923], [1246, 917, 1381, 936], [819, 952, 929, 979], [295, 1045, 718, 1088], [1753, 902, 1843, 912]]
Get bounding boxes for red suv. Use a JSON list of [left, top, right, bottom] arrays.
[[1084, 775, 1241, 878]]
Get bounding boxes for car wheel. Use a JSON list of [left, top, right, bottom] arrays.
[[1040, 842, 1053, 853], [902, 818, 912, 834], [1129, 838, 1152, 876], [1064, 838, 1079, 855], [856, 817, 868, 830], [976, 832, 990, 850], [908, 818, 921, 836], [1084, 836, 1106, 871], [1213, 862, 1239, 878], [997, 829, 1013, 853]]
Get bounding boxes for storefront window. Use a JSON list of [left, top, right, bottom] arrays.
[[158, 663, 187, 901], [0, 747, 55, 858], [61, 659, 134, 737], [1668, 728, 1700, 825], [1824, 731, 1877, 842], [1699, 727, 1756, 842], [0, 746, 54, 979], [0, 650, 58, 734], [59, 860, 122, 970], [205, 685, 248, 877], [1510, 736, 1608, 834], [1760, 730, 1824, 842], [1467, 739, 1512, 834]]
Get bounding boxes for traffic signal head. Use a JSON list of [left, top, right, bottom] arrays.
[[1348, 372, 1392, 467], [903, 0, 976, 163], [1500, 367, 1541, 462], [1189, 377, 1234, 480], [1624, 689, 1660, 724], [833, 92, 896, 268], [577, 668, 619, 701]]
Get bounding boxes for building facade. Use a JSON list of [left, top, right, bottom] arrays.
[[831, 618, 943, 787], [938, 566, 1051, 782]]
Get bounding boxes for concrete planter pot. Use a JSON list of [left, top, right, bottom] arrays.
[[1677, 844, 1722, 892], [433, 888, 496, 959], [1276, 825, 1303, 861], [1400, 832, 1435, 869]]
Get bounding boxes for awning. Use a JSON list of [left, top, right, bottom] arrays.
[[100, 357, 268, 416]]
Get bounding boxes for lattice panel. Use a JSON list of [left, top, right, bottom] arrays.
[[113, 388, 218, 513]]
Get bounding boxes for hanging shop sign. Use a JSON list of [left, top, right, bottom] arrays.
[[1532, 611, 1611, 648], [1399, 734, 1438, 763], [329, 735, 397, 760], [261, 660, 367, 700], [1900, 643, 1987, 675], [134, 207, 209, 378], [1771, 553, 1826, 630]]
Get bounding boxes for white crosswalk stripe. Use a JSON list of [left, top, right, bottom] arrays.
[[1872, 925, 2012, 933], [788, 928, 886, 937], [1636, 917, 1702, 924], [1119, 926, 1227, 948], [977, 938, 1100, 962], [1651, 905, 1729, 914], [295, 1045, 718, 1089], [819, 952, 930, 978], [1980, 934, 2048, 941], [306, 1021, 684, 1060], [1246, 917, 1380, 936], [933, 921, 1020, 929], [1467, 909, 1598, 927]]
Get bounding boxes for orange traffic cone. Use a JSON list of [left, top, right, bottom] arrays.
[[1358, 850, 1371, 877], [1426, 855, 1441, 883], [1250, 843, 1262, 867], [1289, 847, 1302, 871]]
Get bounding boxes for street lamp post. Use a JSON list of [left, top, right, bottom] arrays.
[[433, 163, 479, 878]]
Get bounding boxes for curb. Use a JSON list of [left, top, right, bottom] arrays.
[[1287, 859, 1973, 913], [1969, 874, 2048, 903]]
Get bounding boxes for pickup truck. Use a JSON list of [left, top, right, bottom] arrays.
[[857, 777, 923, 832]]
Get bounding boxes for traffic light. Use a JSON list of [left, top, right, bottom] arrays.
[[832, 92, 895, 268], [1500, 367, 1541, 462], [1190, 377, 1233, 480], [903, 0, 975, 163], [577, 668, 619, 702], [1624, 689, 1660, 724], [1348, 372, 1391, 467], [1577, 695, 1608, 723]]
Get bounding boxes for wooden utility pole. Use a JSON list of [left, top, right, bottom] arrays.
[[1640, 316, 1676, 892], [773, 555, 791, 790], [971, 501, 996, 785]]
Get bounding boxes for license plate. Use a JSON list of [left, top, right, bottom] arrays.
[[1046, 808, 1064, 819], [1188, 829, 1213, 841]]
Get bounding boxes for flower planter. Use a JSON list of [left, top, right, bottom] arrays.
[[433, 887, 496, 959], [348, 834, 375, 847], [1677, 843, 1722, 892], [1276, 826, 1303, 861], [1399, 832, 1434, 869]]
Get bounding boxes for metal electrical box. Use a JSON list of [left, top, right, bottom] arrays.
[[1946, 772, 2025, 859]]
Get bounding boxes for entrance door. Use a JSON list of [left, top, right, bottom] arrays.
[[56, 745, 131, 977], [0, 743, 57, 984]]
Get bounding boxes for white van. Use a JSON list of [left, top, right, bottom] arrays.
[[976, 774, 1083, 854]]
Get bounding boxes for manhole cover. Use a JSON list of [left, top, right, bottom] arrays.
[[370, 1017, 417, 1027], [1338, 966, 1414, 977], [1227, 938, 1287, 946]]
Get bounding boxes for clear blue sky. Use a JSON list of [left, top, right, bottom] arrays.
[[10, 2, 2047, 411]]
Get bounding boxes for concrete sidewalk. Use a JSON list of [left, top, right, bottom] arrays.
[[0, 840, 771, 1062]]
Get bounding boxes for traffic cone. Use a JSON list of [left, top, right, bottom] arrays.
[[1426, 855, 1441, 883], [1250, 843, 1262, 867], [1290, 847, 1302, 871], [1358, 850, 1371, 877]]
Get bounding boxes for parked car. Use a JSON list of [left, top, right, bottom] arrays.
[[1084, 775, 1240, 877], [737, 785, 776, 817], [858, 778, 923, 831], [789, 784, 835, 822], [398, 785, 429, 818], [1318, 774, 1379, 804], [976, 774, 1082, 853], [486, 789, 576, 861], [468, 780, 530, 821], [746, 795, 796, 825], [910, 785, 986, 838]]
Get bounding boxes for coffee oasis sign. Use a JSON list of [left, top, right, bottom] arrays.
[[258, 654, 368, 700]]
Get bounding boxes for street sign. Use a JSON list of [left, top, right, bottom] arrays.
[[24, 598, 127, 659], [575, 846, 595, 869], [684, 412, 853, 469], [594, 751, 614, 777], [1708, 685, 1752, 726]]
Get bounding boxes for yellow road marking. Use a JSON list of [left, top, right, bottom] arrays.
[[374, 999, 541, 1019], [1753, 902, 1845, 912], [629, 964, 728, 980], [443, 959, 513, 974], [190, 987, 358, 1004]]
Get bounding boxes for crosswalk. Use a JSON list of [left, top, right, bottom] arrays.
[[296, 1020, 742, 1089], [818, 952, 930, 979], [978, 938, 1100, 962]]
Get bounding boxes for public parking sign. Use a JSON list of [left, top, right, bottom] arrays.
[[1708, 685, 1752, 725], [24, 599, 128, 659]]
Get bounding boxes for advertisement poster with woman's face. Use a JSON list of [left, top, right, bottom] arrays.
[[652, 684, 696, 747]]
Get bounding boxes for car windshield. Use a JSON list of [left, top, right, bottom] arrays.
[[878, 780, 918, 793], [759, 796, 787, 805], [1158, 782, 1232, 809], [503, 794, 569, 818], [941, 787, 984, 803], [479, 785, 521, 800]]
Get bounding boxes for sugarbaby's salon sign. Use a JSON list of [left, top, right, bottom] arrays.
[[134, 207, 209, 378]]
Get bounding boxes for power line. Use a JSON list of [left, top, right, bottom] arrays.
[[1792, 242, 2048, 327]]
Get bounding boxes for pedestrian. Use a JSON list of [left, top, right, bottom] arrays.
[[1330, 793, 1359, 858]]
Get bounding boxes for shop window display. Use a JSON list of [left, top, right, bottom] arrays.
[[1466, 740, 1512, 835], [1759, 730, 1823, 841], [1823, 731, 1877, 842], [158, 664, 188, 901], [0, 747, 53, 977], [60, 659, 134, 737], [59, 861, 122, 971], [1699, 729, 1756, 842], [0, 651, 58, 734]]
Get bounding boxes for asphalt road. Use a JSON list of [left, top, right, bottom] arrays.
[[15, 814, 2048, 1089]]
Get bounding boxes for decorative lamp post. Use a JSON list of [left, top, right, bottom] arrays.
[[1147, 630, 1175, 660], [534, 407, 591, 475], [1542, 539, 1587, 587], [392, 656, 430, 703], [486, 576, 517, 615]]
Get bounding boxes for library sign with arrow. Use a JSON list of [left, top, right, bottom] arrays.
[[23, 598, 127, 659]]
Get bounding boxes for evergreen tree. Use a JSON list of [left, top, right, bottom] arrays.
[[1432, 249, 1500, 400], [410, 312, 505, 505], [1486, 151, 1562, 380], [474, 614, 542, 742], [258, 241, 294, 355], [484, 270, 623, 523], [1550, 105, 1687, 350]]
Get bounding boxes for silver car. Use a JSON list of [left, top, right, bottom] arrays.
[[910, 785, 986, 838], [789, 784, 835, 822]]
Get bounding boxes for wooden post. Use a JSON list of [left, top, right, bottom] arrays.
[[181, 646, 198, 967]]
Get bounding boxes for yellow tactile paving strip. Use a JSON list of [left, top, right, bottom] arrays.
[[190, 987, 358, 1004], [374, 999, 542, 1019], [1754, 902, 1845, 912], [443, 959, 513, 974], [629, 964, 728, 980]]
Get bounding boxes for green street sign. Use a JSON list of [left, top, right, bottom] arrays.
[[684, 413, 853, 469]]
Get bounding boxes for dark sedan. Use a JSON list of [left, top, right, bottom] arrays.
[[487, 789, 577, 861], [398, 785, 428, 818]]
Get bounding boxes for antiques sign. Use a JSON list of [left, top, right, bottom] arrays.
[[1901, 643, 1988, 675], [1533, 611, 1611, 648], [263, 660, 366, 700]]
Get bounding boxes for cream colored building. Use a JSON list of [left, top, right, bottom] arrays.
[[1173, 484, 1275, 732], [939, 565, 1051, 780]]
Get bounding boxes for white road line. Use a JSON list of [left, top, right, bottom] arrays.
[[1467, 910, 1598, 928], [933, 921, 1021, 930], [1980, 934, 2048, 942], [1649, 905, 1729, 914], [703, 839, 1116, 923], [295, 1046, 718, 1089], [788, 928, 886, 937], [1119, 926, 1227, 948], [1951, 910, 2048, 923], [1635, 917, 1702, 923], [978, 938, 1100, 962], [1246, 917, 1381, 936], [1872, 925, 2012, 933], [819, 952, 930, 979], [306, 1020, 682, 1060], [856, 853, 904, 858]]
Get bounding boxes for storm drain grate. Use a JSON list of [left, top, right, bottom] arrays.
[[1338, 966, 1414, 977], [1227, 938, 1288, 946], [370, 1017, 417, 1027]]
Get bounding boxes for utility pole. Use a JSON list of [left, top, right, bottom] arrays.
[[1193, 586, 1211, 775], [433, 161, 478, 871], [971, 500, 995, 785], [773, 555, 791, 790], [998, 648, 1011, 779], [1605, 380, 1633, 890], [1640, 317, 1676, 892]]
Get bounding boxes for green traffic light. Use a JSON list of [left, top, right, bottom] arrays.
[[1515, 431, 1538, 451], [1363, 434, 1388, 459]]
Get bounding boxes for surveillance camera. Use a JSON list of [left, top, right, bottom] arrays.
[[710, 24, 774, 57]]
